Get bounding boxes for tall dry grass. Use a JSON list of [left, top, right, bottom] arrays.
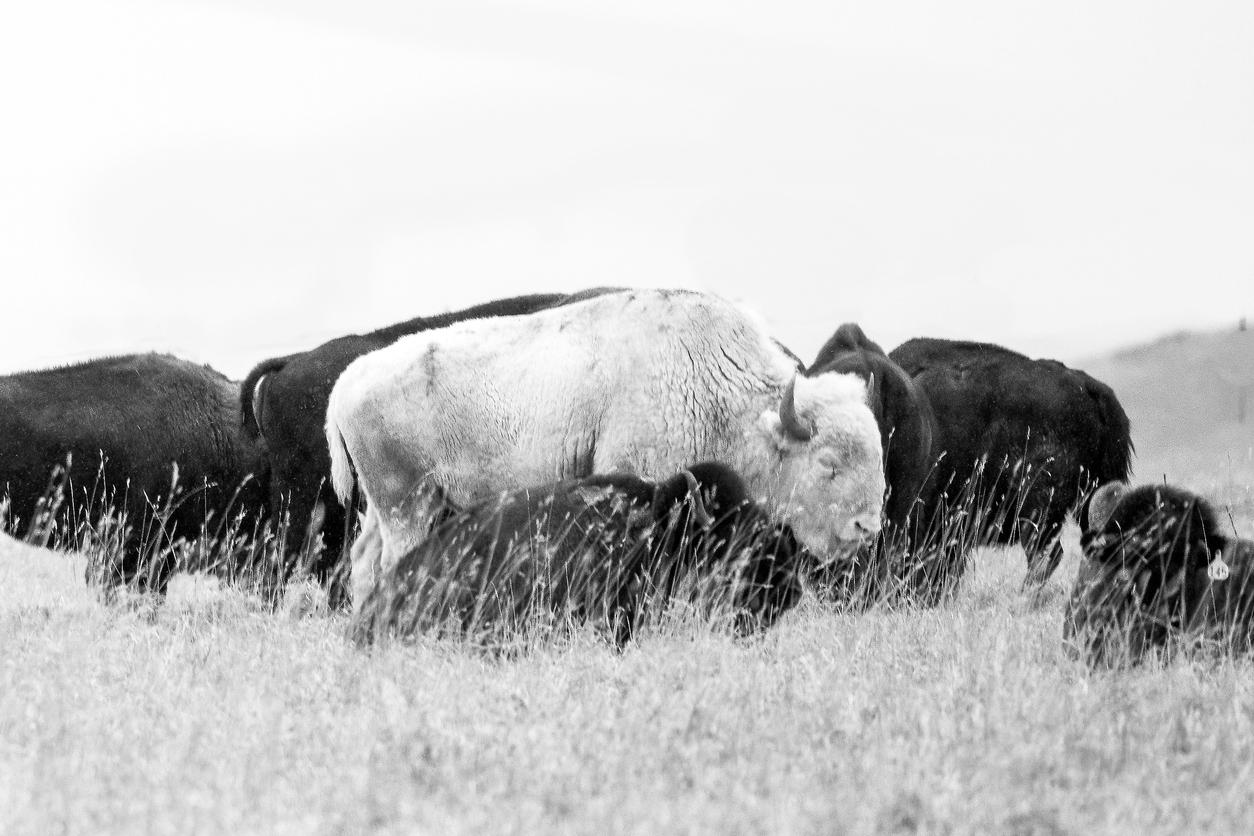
[[4, 484, 1254, 835], [1, 456, 325, 602]]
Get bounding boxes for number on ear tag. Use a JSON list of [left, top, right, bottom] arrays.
[[1208, 553, 1230, 582]]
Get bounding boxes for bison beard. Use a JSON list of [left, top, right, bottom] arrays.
[[348, 463, 807, 647]]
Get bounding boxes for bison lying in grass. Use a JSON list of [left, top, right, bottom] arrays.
[[1064, 481, 1254, 666], [350, 462, 808, 647]]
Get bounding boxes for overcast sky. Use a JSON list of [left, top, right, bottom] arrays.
[[2, 0, 1251, 379]]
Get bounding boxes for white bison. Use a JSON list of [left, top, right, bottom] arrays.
[[326, 289, 885, 606]]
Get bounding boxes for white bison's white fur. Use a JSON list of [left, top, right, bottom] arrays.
[[326, 289, 885, 604]]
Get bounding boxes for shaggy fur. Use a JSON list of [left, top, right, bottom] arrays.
[[239, 289, 619, 599], [881, 337, 1134, 602], [1065, 482, 1254, 666], [349, 462, 808, 646], [327, 289, 885, 584], [0, 353, 267, 595]]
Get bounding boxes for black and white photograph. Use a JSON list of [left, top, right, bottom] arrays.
[[1, 1, 1252, 832]]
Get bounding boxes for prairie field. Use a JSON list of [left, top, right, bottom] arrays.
[[2, 329, 1253, 835]]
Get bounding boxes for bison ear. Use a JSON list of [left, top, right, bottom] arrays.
[[1082, 481, 1128, 533]]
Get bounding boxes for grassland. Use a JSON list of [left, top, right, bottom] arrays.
[[5, 525, 1254, 834], [2, 327, 1253, 835]]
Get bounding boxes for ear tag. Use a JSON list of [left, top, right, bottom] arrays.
[[1208, 554, 1230, 582]]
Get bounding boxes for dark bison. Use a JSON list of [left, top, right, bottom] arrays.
[[809, 328, 1133, 604], [0, 353, 267, 595], [1065, 482, 1254, 667], [350, 461, 809, 647], [808, 324, 935, 534], [241, 289, 621, 598]]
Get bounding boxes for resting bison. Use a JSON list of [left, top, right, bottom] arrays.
[[1064, 482, 1254, 666], [809, 328, 1133, 604], [327, 288, 885, 598], [0, 353, 267, 594], [350, 461, 808, 646], [241, 289, 618, 597]]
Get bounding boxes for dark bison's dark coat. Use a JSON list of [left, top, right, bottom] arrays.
[[808, 328, 1133, 604], [351, 461, 808, 647], [887, 337, 1133, 599], [1065, 483, 1254, 667], [0, 353, 267, 594], [241, 289, 623, 595]]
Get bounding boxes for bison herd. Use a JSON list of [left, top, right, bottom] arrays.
[[0, 287, 1244, 666]]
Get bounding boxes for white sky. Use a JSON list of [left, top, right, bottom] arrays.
[[2, 0, 1251, 379]]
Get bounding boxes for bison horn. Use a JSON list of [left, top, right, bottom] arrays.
[[683, 470, 716, 529], [779, 376, 815, 441], [1085, 481, 1128, 533], [251, 374, 268, 434]]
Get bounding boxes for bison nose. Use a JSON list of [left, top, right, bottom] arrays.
[[841, 513, 882, 543]]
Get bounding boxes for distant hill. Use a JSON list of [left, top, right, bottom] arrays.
[[1080, 325, 1254, 492]]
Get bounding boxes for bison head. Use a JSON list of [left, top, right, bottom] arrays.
[[751, 372, 885, 563], [1064, 481, 1228, 666], [648, 461, 809, 633]]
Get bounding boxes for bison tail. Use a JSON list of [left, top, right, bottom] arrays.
[[329, 429, 356, 507], [1085, 377, 1134, 484], [240, 355, 291, 437], [326, 396, 357, 507]]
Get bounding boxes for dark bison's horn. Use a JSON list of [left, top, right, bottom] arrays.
[[251, 374, 268, 434], [683, 470, 716, 529], [779, 376, 815, 441], [1085, 481, 1128, 533]]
